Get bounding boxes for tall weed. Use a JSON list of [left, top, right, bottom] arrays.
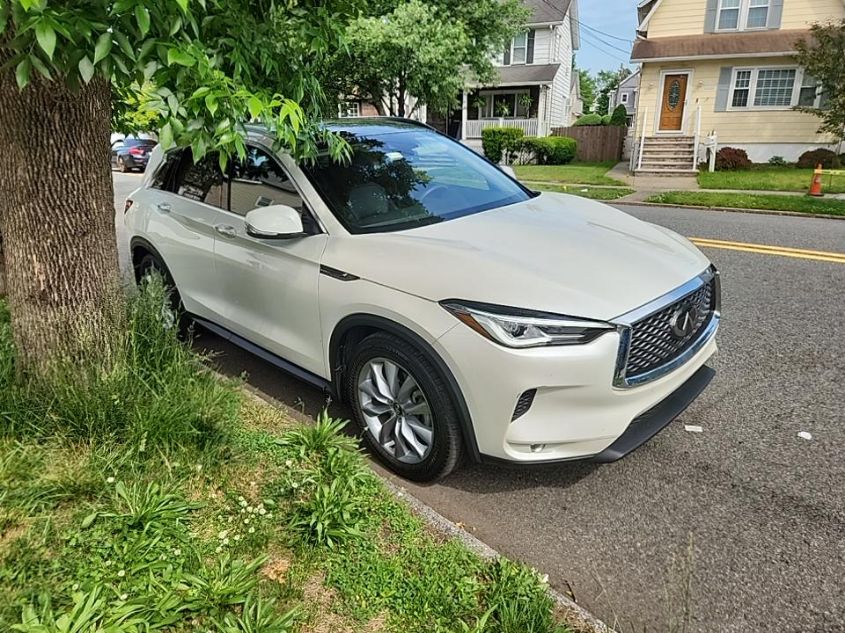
[[0, 279, 238, 449]]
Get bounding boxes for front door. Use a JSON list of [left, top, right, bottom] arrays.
[[659, 74, 688, 132], [213, 145, 327, 376]]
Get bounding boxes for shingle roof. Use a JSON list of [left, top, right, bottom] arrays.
[[524, 0, 572, 24], [493, 63, 562, 86], [631, 29, 811, 61]]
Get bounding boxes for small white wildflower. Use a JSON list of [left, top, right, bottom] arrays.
[[244, 518, 250, 525], [218, 530, 228, 540], [106, 476, 115, 484], [222, 538, 229, 546], [173, 548, 181, 556], [267, 513, 273, 519], [258, 507, 267, 516], [119, 593, 128, 601], [117, 570, 126, 578], [234, 534, 241, 541], [239, 499, 248, 507], [228, 516, 234, 522], [246, 506, 254, 513], [195, 464, 203, 472], [105, 560, 112, 567], [215, 546, 223, 554], [291, 482, 299, 490], [248, 527, 255, 534], [285, 459, 293, 467], [72, 583, 79, 591]]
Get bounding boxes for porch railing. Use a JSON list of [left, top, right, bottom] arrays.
[[465, 118, 540, 139]]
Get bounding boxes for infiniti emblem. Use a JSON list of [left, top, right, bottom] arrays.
[[670, 304, 699, 339]]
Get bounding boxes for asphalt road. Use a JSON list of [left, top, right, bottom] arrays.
[[114, 173, 845, 633]]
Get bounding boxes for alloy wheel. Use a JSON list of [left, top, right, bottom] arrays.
[[357, 358, 434, 464]]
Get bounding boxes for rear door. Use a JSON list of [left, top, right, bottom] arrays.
[[140, 150, 230, 320], [212, 145, 328, 376]]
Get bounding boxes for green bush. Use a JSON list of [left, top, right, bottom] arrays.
[[0, 278, 239, 448], [610, 104, 628, 126], [715, 147, 752, 171], [797, 148, 841, 169], [521, 136, 577, 165], [768, 155, 788, 167], [601, 114, 612, 125], [481, 126, 524, 163], [572, 113, 603, 127]]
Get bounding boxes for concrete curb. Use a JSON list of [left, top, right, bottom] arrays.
[[381, 478, 618, 633], [612, 199, 845, 221]]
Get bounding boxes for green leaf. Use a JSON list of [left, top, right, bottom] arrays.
[[78, 56, 95, 84], [175, 0, 189, 12], [114, 31, 135, 60], [159, 122, 174, 149], [135, 5, 151, 36], [35, 21, 56, 60], [15, 57, 31, 89], [169, 15, 182, 36], [81, 512, 98, 529], [247, 95, 263, 120], [167, 48, 194, 67], [29, 54, 53, 80], [205, 93, 218, 116], [93, 32, 112, 65]]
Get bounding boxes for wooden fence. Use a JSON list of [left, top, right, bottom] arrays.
[[551, 126, 626, 163]]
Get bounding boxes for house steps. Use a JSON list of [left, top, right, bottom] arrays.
[[635, 136, 697, 175]]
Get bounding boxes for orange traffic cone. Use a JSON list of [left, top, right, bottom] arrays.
[[808, 164, 824, 197]]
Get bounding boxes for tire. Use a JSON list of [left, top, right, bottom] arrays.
[[134, 250, 188, 334], [344, 332, 464, 482]]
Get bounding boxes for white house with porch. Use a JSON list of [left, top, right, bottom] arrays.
[[458, 0, 581, 148]]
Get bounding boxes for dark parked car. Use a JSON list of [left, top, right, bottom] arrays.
[[111, 137, 157, 172]]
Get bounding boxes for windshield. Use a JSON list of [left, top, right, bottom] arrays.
[[301, 129, 532, 234]]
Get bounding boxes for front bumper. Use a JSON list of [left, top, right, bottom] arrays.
[[433, 312, 718, 463]]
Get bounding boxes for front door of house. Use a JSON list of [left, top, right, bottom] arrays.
[[659, 74, 688, 132]]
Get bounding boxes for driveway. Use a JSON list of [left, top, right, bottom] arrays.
[[113, 173, 845, 632]]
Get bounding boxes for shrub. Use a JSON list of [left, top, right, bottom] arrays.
[[610, 104, 628, 126], [715, 147, 752, 171], [797, 148, 841, 169], [768, 155, 788, 167], [572, 113, 603, 127], [481, 127, 524, 163], [521, 136, 577, 165], [601, 114, 612, 125]]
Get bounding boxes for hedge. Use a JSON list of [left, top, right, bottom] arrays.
[[572, 113, 603, 127], [521, 136, 577, 165], [481, 126, 524, 163]]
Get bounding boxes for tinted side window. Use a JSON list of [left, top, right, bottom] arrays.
[[151, 151, 182, 191], [174, 151, 225, 208], [229, 147, 304, 216]]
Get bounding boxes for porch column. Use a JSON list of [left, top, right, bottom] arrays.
[[461, 90, 468, 141], [537, 85, 547, 136]]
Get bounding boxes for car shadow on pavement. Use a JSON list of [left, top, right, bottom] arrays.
[[197, 328, 600, 493]]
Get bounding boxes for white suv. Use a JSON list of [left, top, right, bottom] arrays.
[[124, 119, 720, 481]]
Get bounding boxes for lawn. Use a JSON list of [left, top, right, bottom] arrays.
[[0, 284, 586, 633], [514, 161, 626, 186], [533, 182, 634, 201], [645, 191, 845, 216], [698, 167, 845, 194]]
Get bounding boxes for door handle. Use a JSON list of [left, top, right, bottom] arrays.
[[214, 224, 237, 238], [156, 202, 171, 213]]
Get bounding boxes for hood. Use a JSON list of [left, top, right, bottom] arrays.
[[324, 192, 711, 322]]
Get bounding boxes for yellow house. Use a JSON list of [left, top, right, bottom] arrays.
[[631, 0, 844, 173]]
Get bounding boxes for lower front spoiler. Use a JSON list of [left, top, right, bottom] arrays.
[[591, 365, 715, 463]]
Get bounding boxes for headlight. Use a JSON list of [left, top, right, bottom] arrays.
[[440, 300, 614, 348]]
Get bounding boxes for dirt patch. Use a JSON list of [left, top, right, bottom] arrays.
[[299, 573, 387, 633], [0, 523, 28, 550], [262, 554, 292, 584]]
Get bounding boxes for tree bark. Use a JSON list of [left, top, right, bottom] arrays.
[[0, 55, 121, 374]]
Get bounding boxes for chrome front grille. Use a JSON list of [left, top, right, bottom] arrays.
[[614, 268, 720, 388]]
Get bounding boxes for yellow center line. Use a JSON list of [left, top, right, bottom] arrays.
[[689, 237, 845, 264]]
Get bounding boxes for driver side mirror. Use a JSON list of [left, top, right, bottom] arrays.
[[244, 205, 305, 239]]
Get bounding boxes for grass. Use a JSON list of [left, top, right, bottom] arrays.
[[0, 283, 585, 633], [533, 183, 634, 201], [645, 190, 845, 216], [514, 161, 626, 186], [698, 166, 845, 194]]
